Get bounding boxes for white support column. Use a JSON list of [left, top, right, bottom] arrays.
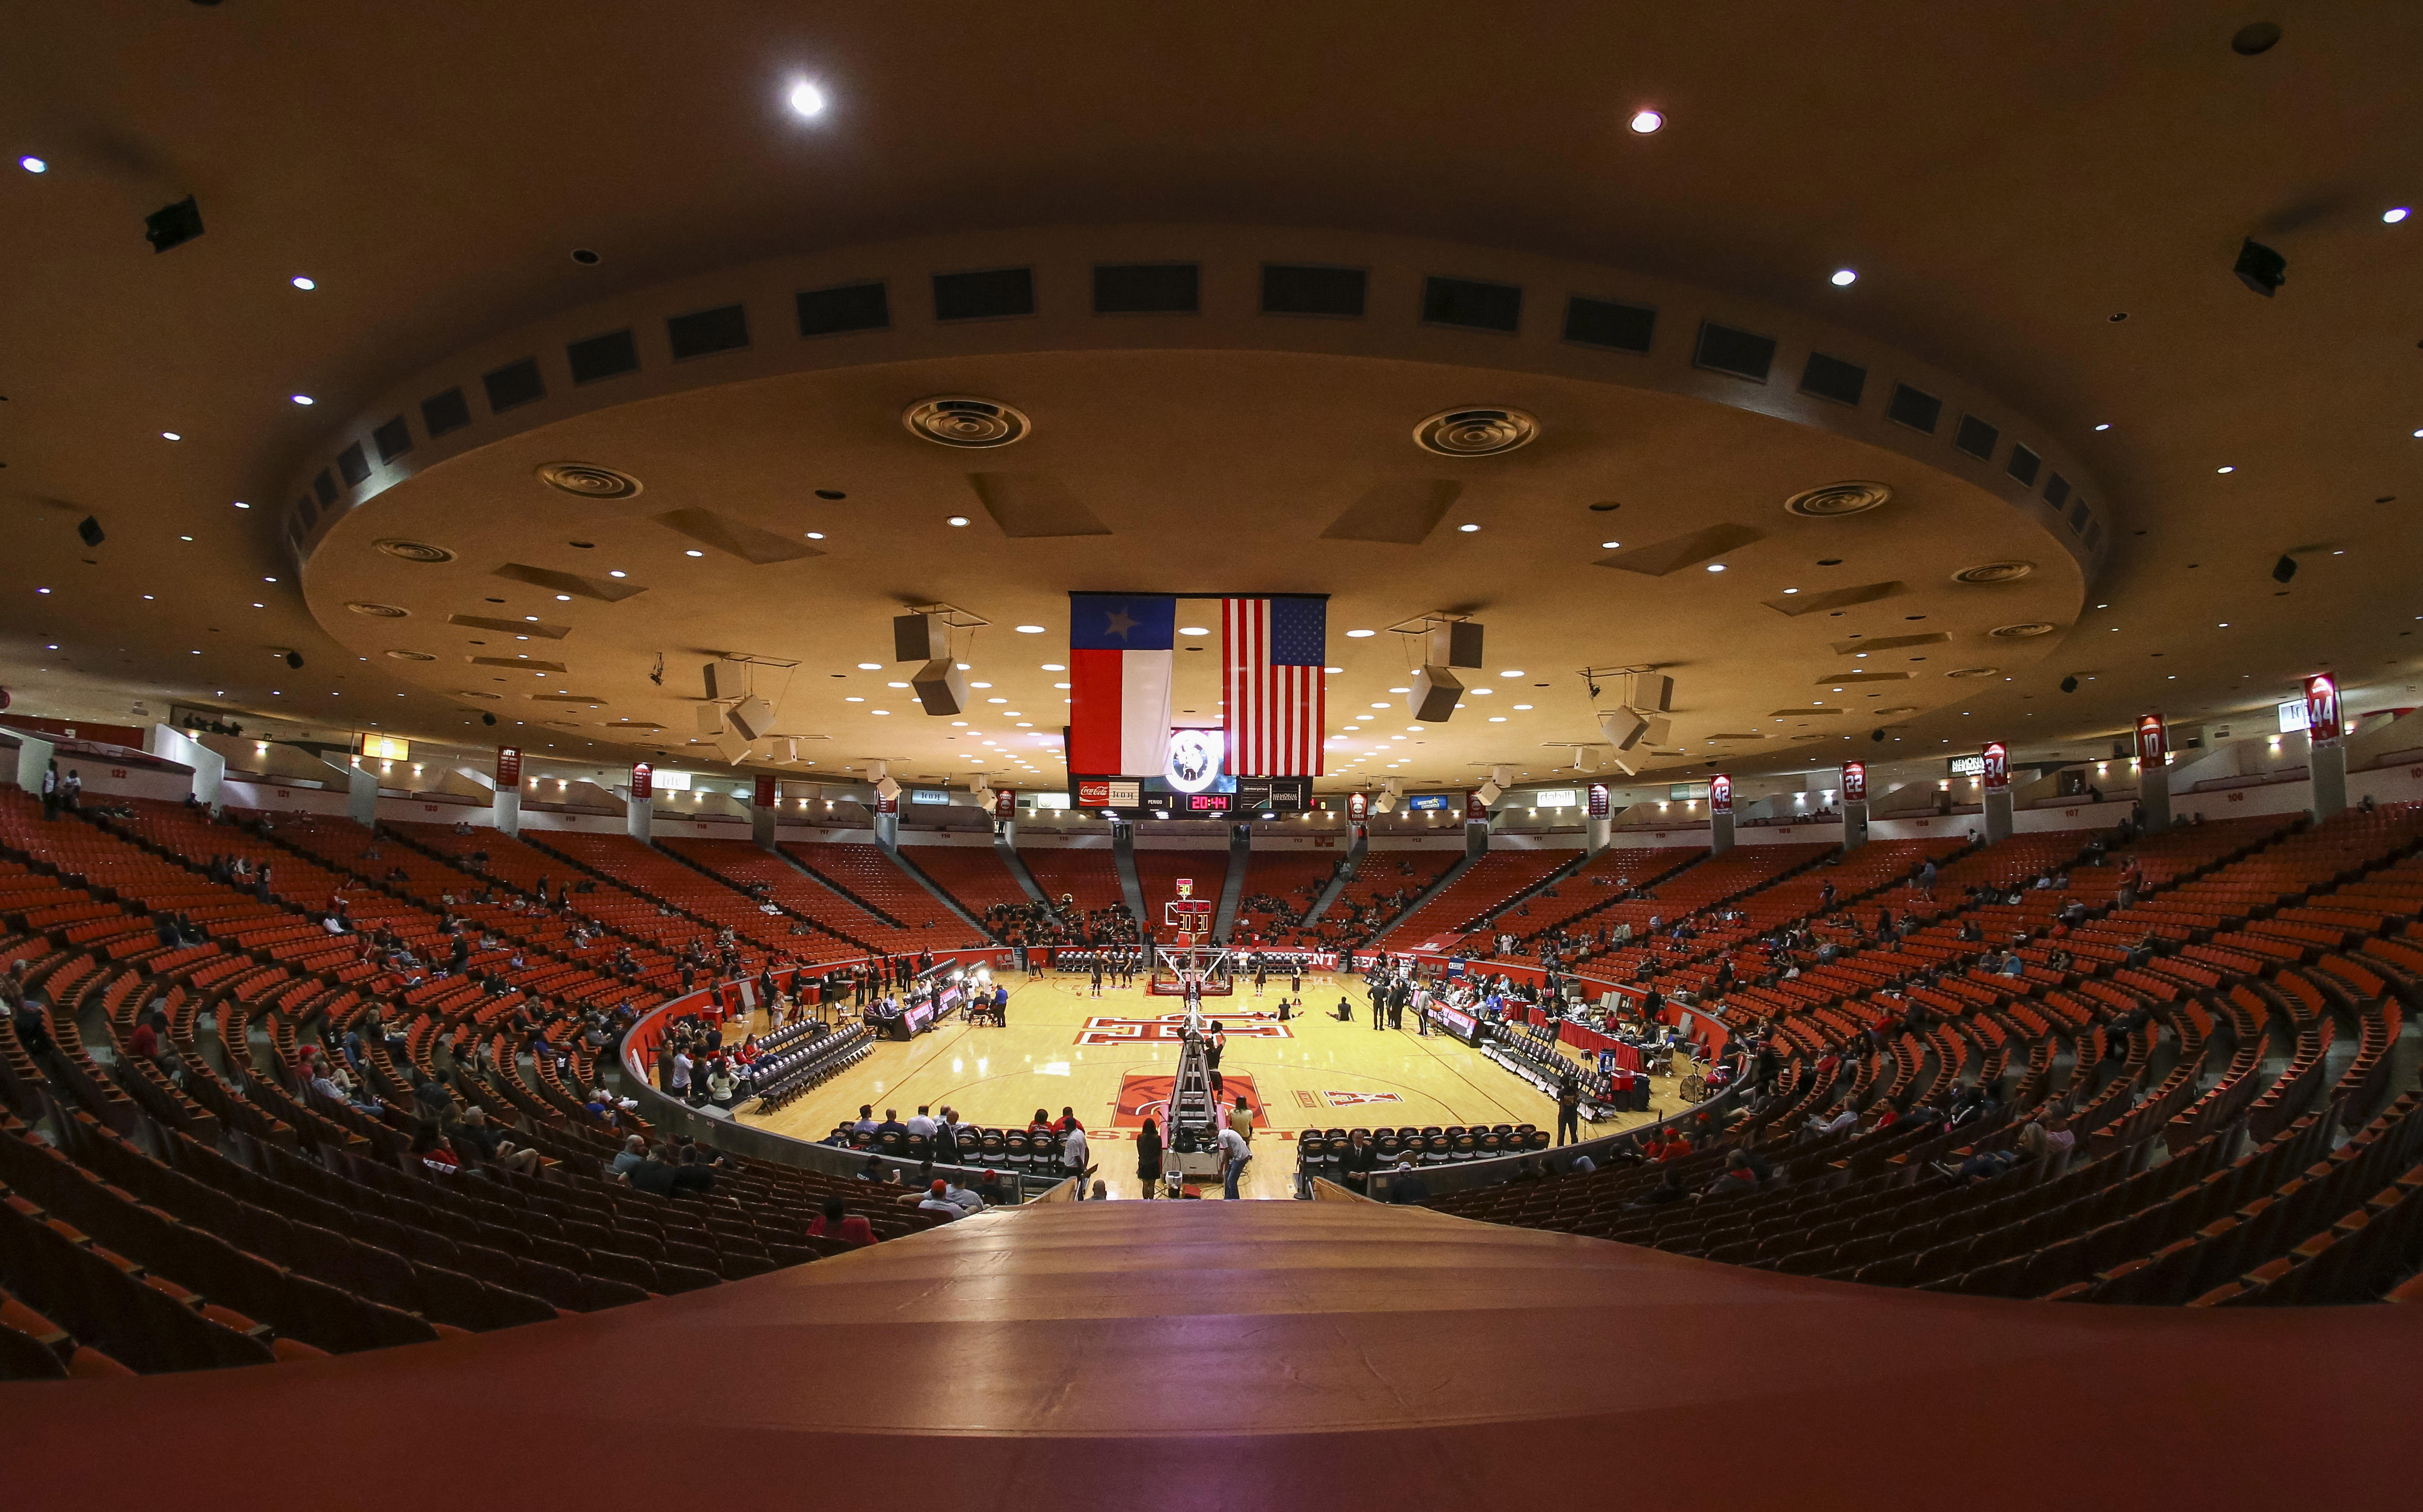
[[1842, 800, 1869, 852], [346, 759, 379, 826], [147, 724, 225, 811], [1983, 789, 2014, 844], [493, 785, 521, 838], [13, 734, 56, 795]]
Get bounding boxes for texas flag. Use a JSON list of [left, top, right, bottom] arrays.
[[1067, 593, 1176, 776]]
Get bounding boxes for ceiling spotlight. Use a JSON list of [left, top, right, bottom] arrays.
[[2094, 422, 2111, 431], [1458, 523, 1481, 532], [2387, 207, 2412, 224], [1346, 629, 1376, 638], [946, 516, 970, 527], [2216, 466, 2235, 474], [1706, 563, 1727, 572], [1628, 109, 1664, 134], [787, 80, 827, 118], [291, 275, 315, 290], [685, 549, 704, 557], [161, 431, 182, 441], [290, 394, 314, 405], [805, 531, 825, 539], [19, 155, 46, 173], [1830, 269, 1859, 287], [1177, 626, 1209, 636], [1014, 625, 1046, 634], [1600, 540, 1622, 549]]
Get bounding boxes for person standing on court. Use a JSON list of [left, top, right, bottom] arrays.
[[1370, 980, 1385, 1029], [1063, 1120, 1090, 1198], [1555, 1074, 1582, 1146], [1218, 1119, 1252, 1199], [1136, 1115, 1163, 1198]]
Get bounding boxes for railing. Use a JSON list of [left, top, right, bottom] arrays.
[[1366, 1083, 1748, 1203]]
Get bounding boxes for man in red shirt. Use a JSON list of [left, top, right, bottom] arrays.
[[127, 1012, 165, 1062]]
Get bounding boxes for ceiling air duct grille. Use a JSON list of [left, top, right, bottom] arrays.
[[347, 601, 409, 618], [1784, 481, 1891, 518], [536, 462, 642, 499], [1954, 560, 2036, 584], [375, 538, 455, 564], [1412, 407, 1538, 457], [904, 397, 1031, 449]]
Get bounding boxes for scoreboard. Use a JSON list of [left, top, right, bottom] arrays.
[[1070, 776, 1310, 817]]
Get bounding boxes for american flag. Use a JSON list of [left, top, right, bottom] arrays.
[[1223, 596, 1326, 776]]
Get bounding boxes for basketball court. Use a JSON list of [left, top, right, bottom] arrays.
[[735, 963, 1690, 1198]]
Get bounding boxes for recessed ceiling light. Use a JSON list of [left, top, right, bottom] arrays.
[[1177, 626, 1209, 636], [1706, 563, 1727, 572], [19, 155, 46, 174], [1783, 588, 1799, 595], [609, 570, 626, 578], [1499, 669, 1524, 678], [1628, 109, 1664, 134], [844, 696, 863, 703], [1830, 269, 1858, 287], [2216, 465, 2235, 474], [1014, 625, 1046, 633], [233, 501, 249, 509], [887, 681, 909, 688], [946, 516, 970, 527], [554, 593, 571, 601], [2094, 422, 2111, 431], [291, 275, 315, 290], [805, 531, 825, 540], [290, 394, 313, 405], [1488, 715, 1507, 722], [1346, 629, 1375, 638], [1458, 523, 1480, 532], [1600, 540, 1622, 549], [787, 80, 827, 118], [523, 615, 538, 621], [1512, 704, 1533, 710], [2387, 207, 2412, 224], [1041, 662, 1066, 671], [161, 431, 181, 441], [179, 535, 192, 541], [970, 681, 993, 688], [685, 549, 704, 557]]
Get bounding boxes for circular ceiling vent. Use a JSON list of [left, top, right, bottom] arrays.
[[455, 689, 502, 700], [1953, 560, 2036, 584], [382, 649, 437, 661], [1783, 481, 1892, 518], [903, 397, 1031, 449], [536, 461, 643, 499], [347, 601, 409, 618], [1946, 666, 2002, 679], [375, 538, 455, 564], [1990, 621, 2058, 639], [1414, 407, 1539, 457]]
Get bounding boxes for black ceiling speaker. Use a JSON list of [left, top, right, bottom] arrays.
[[2234, 238, 2287, 296], [284, 651, 303, 670], [482, 712, 497, 726], [2060, 675, 2079, 693], [75, 515, 104, 547], [2272, 554, 2298, 584], [1870, 728, 1887, 742], [144, 196, 205, 253]]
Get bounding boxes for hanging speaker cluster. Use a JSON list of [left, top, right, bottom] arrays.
[[1407, 620, 1483, 723], [1595, 672, 1675, 772], [894, 611, 968, 715]]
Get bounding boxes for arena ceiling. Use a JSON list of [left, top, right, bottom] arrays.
[[4, 3, 2419, 796]]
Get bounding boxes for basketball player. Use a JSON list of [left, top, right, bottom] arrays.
[[1290, 969, 1302, 995], [1089, 962, 1103, 999], [1253, 962, 1267, 997]]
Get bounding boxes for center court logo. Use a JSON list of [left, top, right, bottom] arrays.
[[1075, 1012, 1293, 1046]]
